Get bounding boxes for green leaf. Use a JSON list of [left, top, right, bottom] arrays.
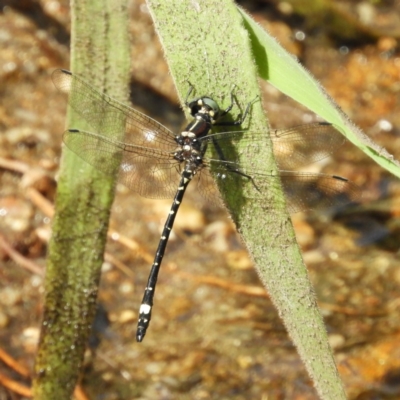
[[147, 1, 347, 399], [32, 1, 130, 399], [239, 6, 400, 178]]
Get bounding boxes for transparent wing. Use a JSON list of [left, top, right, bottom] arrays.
[[52, 69, 177, 152], [204, 157, 361, 213], [270, 122, 345, 170], [273, 172, 360, 213], [202, 122, 345, 170], [63, 129, 181, 199]]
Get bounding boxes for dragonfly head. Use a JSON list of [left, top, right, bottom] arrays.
[[187, 96, 221, 124]]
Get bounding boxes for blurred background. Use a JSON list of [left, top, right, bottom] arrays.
[[0, 0, 400, 399]]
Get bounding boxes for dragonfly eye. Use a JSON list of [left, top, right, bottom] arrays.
[[201, 97, 220, 119], [188, 96, 220, 119]]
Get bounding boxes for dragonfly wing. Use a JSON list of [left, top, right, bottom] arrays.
[[63, 129, 180, 199], [204, 156, 360, 214], [277, 171, 361, 213], [270, 122, 346, 170], [204, 122, 345, 170], [52, 69, 177, 153]]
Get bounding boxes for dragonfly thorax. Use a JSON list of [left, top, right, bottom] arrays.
[[173, 134, 204, 169]]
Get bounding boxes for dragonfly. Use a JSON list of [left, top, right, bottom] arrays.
[[52, 69, 360, 342]]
